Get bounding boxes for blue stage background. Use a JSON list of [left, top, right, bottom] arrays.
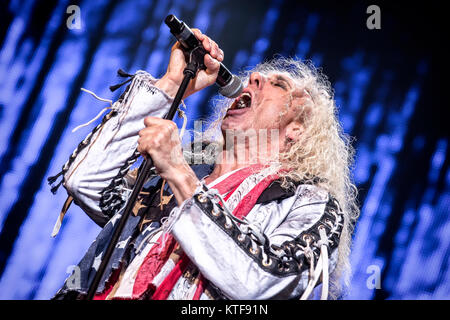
[[0, 0, 447, 299]]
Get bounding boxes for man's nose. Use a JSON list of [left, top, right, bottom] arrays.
[[249, 72, 264, 89]]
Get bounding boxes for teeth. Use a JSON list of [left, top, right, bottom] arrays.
[[234, 93, 251, 109], [236, 100, 246, 109]]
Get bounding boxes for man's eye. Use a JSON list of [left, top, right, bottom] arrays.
[[272, 81, 287, 90]]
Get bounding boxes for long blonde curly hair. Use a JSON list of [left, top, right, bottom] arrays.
[[196, 56, 359, 298]]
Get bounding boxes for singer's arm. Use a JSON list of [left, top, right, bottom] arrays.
[[156, 27, 223, 99], [136, 28, 224, 204], [62, 74, 174, 225], [62, 28, 222, 226]]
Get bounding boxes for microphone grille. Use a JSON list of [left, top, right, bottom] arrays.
[[218, 75, 243, 98]]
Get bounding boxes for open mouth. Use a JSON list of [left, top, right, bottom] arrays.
[[230, 92, 252, 111]]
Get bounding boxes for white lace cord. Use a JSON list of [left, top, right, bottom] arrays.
[[300, 252, 323, 300], [208, 189, 234, 217], [71, 88, 115, 133], [319, 227, 330, 300], [206, 187, 272, 263], [247, 223, 266, 245], [304, 242, 315, 283], [157, 209, 180, 254], [299, 228, 330, 300], [118, 176, 134, 200], [207, 188, 248, 227]]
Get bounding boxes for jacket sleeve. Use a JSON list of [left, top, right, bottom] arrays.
[[170, 184, 344, 300], [62, 71, 173, 226]]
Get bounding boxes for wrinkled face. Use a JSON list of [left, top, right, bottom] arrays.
[[221, 72, 306, 136]]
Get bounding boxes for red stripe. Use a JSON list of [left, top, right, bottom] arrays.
[[132, 233, 177, 299], [223, 183, 240, 201], [213, 165, 264, 194], [151, 252, 191, 300], [192, 274, 207, 300], [233, 173, 279, 219]]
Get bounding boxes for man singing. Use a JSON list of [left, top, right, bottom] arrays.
[[51, 28, 358, 300]]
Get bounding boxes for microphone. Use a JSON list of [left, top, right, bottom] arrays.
[[165, 14, 243, 98]]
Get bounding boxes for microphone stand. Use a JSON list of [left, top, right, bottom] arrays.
[[85, 50, 203, 300]]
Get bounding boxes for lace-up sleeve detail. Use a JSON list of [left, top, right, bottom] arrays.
[[60, 71, 173, 226]]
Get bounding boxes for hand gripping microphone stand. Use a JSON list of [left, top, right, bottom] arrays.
[[85, 15, 208, 300]]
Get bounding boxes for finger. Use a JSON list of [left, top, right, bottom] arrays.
[[191, 28, 205, 41], [144, 116, 160, 127], [200, 35, 212, 52], [138, 127, 155, 138], [204, 54, 220, 74], [217, 48, 224, 62], [139, 125, 155, 135], [137, 138, 146, 155], [209, 40, 219, 59], [171, 41, 185, 53]]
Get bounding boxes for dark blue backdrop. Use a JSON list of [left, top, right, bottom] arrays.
[[0, 0, 447, 299]]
